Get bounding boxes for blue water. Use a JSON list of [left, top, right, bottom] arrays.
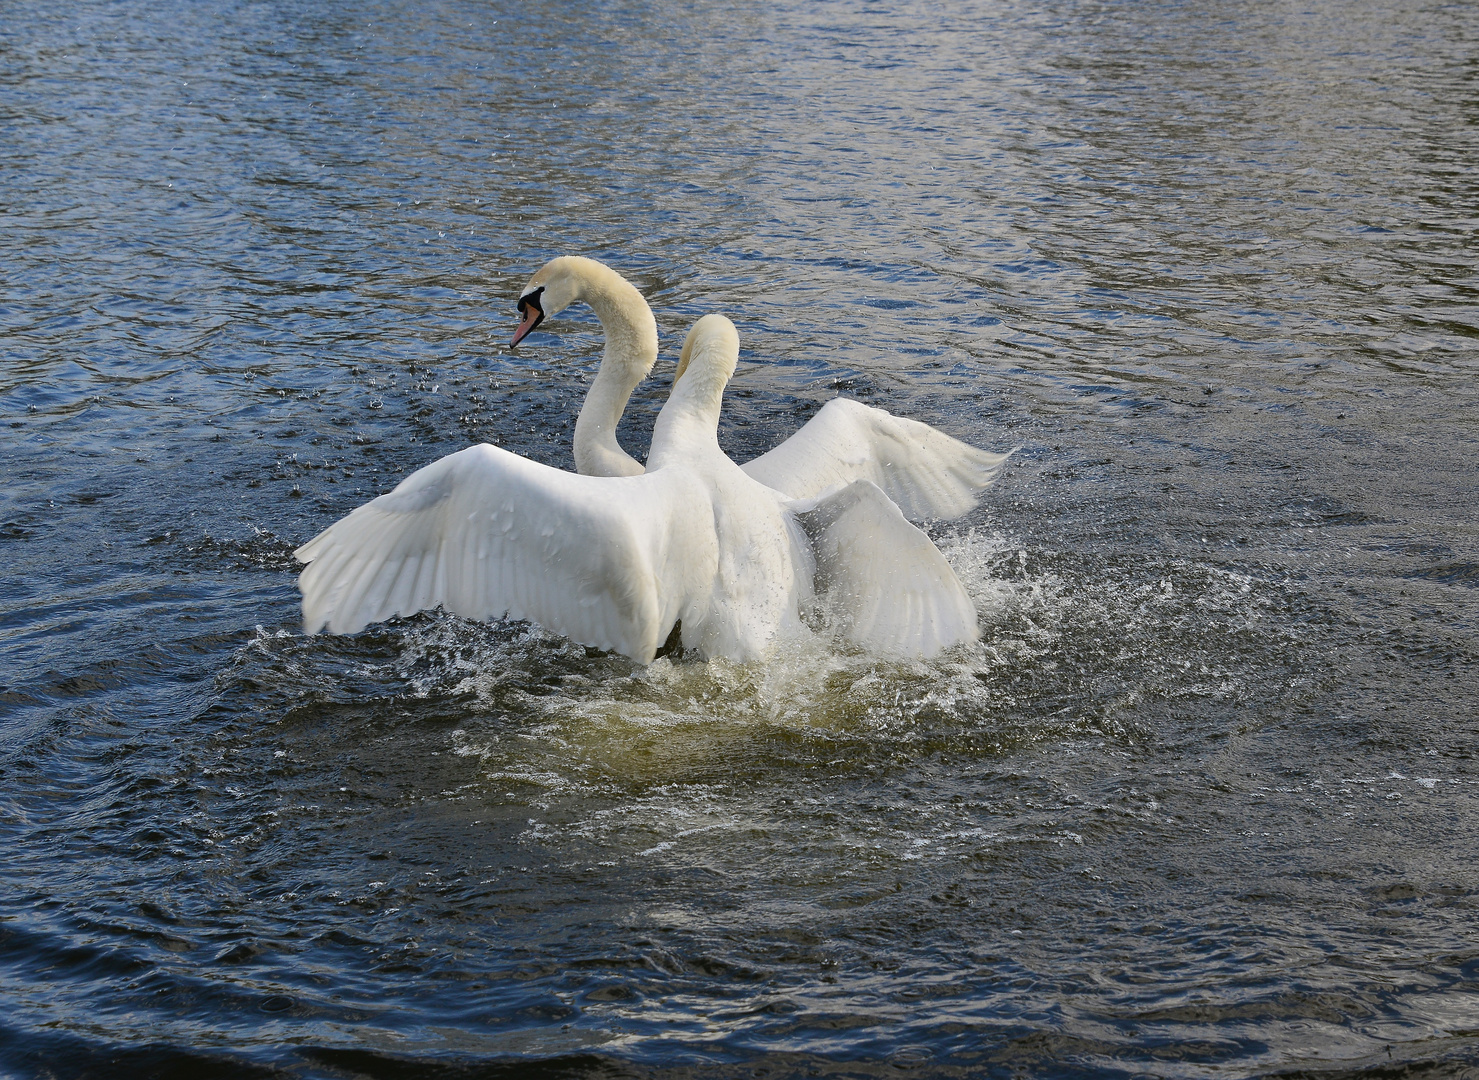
[[3, 0, 1478, 1076]]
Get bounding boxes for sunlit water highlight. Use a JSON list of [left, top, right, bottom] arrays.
[[2, 0, 1477, 1077]]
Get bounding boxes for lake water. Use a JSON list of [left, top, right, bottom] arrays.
[[3, 0, 1477, 1076]]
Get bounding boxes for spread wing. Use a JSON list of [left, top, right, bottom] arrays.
[[294, 444, 681, 662], [796, 479, 979, 659], [742, 398, 1013, 521]]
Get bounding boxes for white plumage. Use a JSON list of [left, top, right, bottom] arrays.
[[296, 315, 982, 664], [742, 397, 1012, 522], [513, 256, 1014, 521], [794, 478, 979, 658]]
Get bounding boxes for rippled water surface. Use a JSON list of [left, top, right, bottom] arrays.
[[3, 0, 1478, 1076]]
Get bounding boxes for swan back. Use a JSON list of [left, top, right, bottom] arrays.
[[661, 317, 813, 659]]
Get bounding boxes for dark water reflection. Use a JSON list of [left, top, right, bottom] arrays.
[[2, 0, 1477, 1076]]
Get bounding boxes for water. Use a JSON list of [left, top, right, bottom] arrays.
[[2, 0, 1477, 1076]]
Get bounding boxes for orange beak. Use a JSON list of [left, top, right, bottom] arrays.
[[511, 289, 544, 347]]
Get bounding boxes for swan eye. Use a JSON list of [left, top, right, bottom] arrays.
[[516, 285, 545, 316]]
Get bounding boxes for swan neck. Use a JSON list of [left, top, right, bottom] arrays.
[[570, 265, 658, 476], [575, 354, 647, 476], [648, 347, 734, 468]]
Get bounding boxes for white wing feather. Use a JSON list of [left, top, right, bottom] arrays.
[[743, 398, 1013, 521], [294, 444, 677, 662], [797, 479, 979, 658]]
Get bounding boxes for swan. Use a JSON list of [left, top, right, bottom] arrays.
[[511, 257, 1014, 520], [296, 315, 979, 663]]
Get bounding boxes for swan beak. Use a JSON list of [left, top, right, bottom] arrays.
[[511, 291, 545, 348]]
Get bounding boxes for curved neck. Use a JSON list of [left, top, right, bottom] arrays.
[[647, 328, 736, 470], [570, 269, 658, 477]]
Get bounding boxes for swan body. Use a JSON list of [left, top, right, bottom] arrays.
[[296, 315, 980, 663], [512, 257, 1013, 518]]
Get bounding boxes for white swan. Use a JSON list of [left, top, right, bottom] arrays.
[[511, 257, 1014, 520], [296, 316, 979, 663]]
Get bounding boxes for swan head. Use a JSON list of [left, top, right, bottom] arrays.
[[511, 256, 605, 348], [673, 314, 740, 388]]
